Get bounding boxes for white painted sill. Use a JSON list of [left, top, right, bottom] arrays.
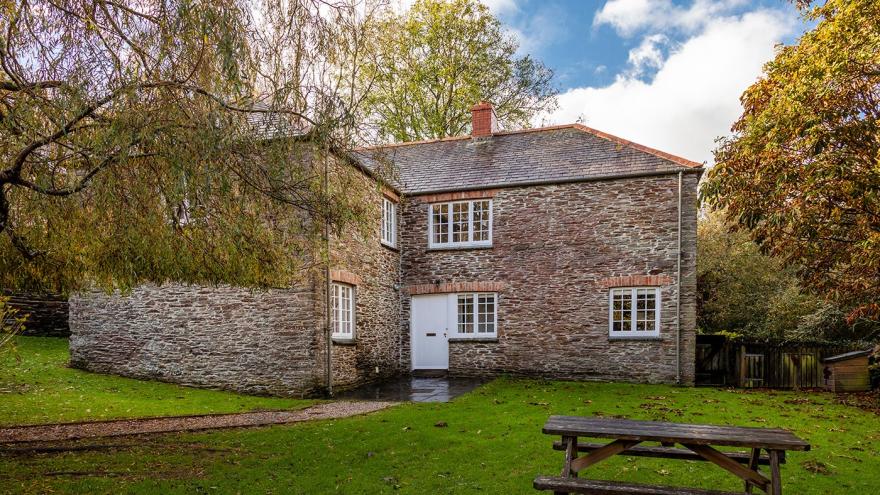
[[608, 335, 662, 341], [426, 244, 493, 252], [448, 337, 498, 343]]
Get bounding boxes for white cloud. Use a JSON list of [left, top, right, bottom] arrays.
[[594, 0, 747, 37], [543, 9, 794, 164], [481, 0, 519, 15], [625, 34, 668, 78]]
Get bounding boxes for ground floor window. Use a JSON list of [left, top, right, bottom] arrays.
[[332, 283, 355, 339], [609, 287, 660, 337], [455, 293, 496, 337]]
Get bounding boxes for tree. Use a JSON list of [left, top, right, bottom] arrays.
[[357, 0, 557, 141], [697, 210, 821, 338], [697, 210, 878, 341], [702, 0, 880, 323], [0, 0, 381, 294]]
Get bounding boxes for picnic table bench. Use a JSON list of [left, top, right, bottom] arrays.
[[535, 416, 810, 495]]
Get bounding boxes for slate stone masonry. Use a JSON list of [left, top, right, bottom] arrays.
[[399, 172, 699, 384], [69, 284, 323, 397], [69, 170, 404, 397]]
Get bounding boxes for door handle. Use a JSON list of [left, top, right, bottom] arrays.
[[426, 332, 436, 337]]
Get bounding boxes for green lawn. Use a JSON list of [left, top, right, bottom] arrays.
[[0, 337, 315, 426], [3, 375, 879, 494]]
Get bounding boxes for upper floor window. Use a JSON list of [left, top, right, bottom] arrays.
[[609, 287, 660, 338], [455, 293, 497, 337], [429, 199, 492, 248], [381, 197, 397, 247], [332, 283, 355, 340]]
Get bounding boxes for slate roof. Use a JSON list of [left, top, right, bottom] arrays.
[[356, 124, 703, 195], [244, 102, 307, 140]]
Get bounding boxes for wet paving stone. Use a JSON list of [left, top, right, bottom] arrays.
[[338, 376, 488, 403]]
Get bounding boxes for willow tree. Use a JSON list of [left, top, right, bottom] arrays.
[[702, 0, 880, 323], [0, 0, 383, 294], [357, 0, 557, 141]]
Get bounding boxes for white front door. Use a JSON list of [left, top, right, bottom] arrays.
[[411, 294, 449, 370]]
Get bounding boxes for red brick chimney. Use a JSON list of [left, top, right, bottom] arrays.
[[470, 101, 497, 137]]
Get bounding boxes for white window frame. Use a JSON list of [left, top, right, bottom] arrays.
[[381, 197, 397, 247], [608, 287, 661, 338], [428, 199, 493, 249], [331, 283, 356, 340], [450, 292, 498, 338]]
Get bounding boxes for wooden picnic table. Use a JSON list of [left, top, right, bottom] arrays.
[[534, 415, 810, 495]]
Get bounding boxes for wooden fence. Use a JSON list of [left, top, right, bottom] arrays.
[[695, 334, 864, 389]]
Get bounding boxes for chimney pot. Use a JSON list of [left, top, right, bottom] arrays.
[[470, 101, 497, 137]]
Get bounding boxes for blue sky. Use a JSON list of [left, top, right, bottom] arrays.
[[491, 0, 808, 90], [399, 0, 814, 164]]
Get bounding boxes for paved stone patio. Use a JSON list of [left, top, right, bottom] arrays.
[[337, 375, 488, 402]]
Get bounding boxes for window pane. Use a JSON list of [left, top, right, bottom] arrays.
[[472, 200, 490, 242], [477, 293, 495, 333], [432, 204, 448, 244], [636, 289, 656, 331], [452, 202, 469, 243], [611, 289, 632, 332], [457, 294, 474, 333]]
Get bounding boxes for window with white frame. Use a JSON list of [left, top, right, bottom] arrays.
[[331, 283, 355, 339], [455, 293, 497, 337], [429, 199, 492, 248], [381, 197, 397, 247], [609, 287, 660, 337]]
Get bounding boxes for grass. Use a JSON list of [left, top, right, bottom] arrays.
[[2, 375, 879, 494], [0, 337, 315, 426]]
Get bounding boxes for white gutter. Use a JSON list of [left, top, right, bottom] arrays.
[[676, 171, 683, 385]]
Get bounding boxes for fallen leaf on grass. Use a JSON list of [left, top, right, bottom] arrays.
[[801, 460, 833, 475]]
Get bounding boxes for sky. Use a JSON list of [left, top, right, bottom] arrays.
[[404, 0, 813, 165]]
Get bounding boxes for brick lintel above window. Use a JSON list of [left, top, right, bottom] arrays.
[[416, 188, 498, 203], [598, 274, 672, 288], [404, 281, 505, 296], [330, 269, 362, 286]]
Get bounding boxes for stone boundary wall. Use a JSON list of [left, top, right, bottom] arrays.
[[69, 284, 322, 397]]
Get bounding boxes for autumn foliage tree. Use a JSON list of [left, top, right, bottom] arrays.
[[357, 0, 557, 141], [0, 0, 381, 294], [702, 0, 880, 323]]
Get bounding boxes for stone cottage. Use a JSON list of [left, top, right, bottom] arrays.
[[70, 102, 703, 397]]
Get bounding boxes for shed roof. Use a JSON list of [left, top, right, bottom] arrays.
[[822, 349, 872, 364]]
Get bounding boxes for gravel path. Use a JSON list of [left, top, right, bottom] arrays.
[[0, 401, 395, 444]]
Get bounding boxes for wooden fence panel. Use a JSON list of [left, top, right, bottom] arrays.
[[695, 336, 864, 389]]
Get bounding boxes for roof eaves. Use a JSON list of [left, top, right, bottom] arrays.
[[404, 168, 703, 197]]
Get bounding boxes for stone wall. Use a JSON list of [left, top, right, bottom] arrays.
[[319, 183, 403, 390], [399, 172, 699, 384], [69, 284, 323, 397], [3, 292, 70, 337], [68, 165, 404, 396]]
